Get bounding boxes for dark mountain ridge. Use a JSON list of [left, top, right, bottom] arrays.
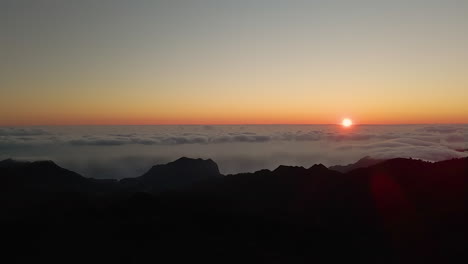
[[329, 156, 386, 173], [0, 159, 112, 192], [1, 156, 467, 263], [119, 157, 221, 192], [1, 156, 467, 197]]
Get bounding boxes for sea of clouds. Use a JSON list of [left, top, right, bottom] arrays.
[[0, 125, 466, 179]]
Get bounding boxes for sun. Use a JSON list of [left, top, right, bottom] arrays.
[[342, 118, 353, 127]]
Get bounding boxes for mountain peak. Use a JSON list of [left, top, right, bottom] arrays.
[[121, 157, 222, 192], [31, 160, 60, 167], [0, 159, 30, 168], [273, 165, 306, 174], [172, 157, 216, 165], [0, 159, 61, 169], [329, 156, 385, 173], [0, 159, 95, 192], [309, 163, 328, 171], [174, 156, 199, 162]]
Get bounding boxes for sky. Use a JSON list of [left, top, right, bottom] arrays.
[[2, 0, 468, 125]]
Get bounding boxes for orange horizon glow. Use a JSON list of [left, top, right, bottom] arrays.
[[2, 77, 467, 126], [1, 115, 467, 126], [1, 107, 468, 126]]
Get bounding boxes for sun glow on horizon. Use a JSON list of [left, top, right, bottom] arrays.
[[342, 118, 353, 127]]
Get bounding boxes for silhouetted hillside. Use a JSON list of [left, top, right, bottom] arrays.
[[0, 157, 467, 263], [0, 159, 116, 193], [329, 156, 385, 173], [120, 157, 222, 192]]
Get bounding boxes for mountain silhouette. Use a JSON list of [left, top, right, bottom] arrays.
[[1, 159, 90, 192], [329, 156, 385, 173], [0, 159, 117, 193], [1, 156, 467, 263], [120, 157, 222, 192]]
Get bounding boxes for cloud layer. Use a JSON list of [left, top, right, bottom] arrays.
[[0, 125, 466, 178]]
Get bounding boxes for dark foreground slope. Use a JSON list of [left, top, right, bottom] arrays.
[[0, 157, 467, 263]]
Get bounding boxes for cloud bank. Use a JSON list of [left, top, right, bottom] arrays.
[[0, 125, 466, 178]]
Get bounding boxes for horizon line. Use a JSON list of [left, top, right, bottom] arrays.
[[1, 122, 467, 127]]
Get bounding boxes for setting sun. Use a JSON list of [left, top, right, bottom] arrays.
[[342, 118, 353, 127]]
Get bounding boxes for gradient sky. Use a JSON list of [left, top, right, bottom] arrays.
[[2, 0, 468, 125]]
